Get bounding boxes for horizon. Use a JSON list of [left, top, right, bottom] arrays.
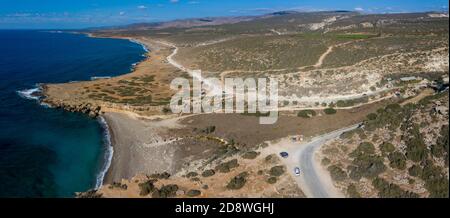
[[0, 0, 448, 29]]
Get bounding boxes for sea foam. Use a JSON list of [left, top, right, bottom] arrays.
[[95, 116, 114, 189]]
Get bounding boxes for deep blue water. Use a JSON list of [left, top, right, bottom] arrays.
[[0, 30, 145, 197]]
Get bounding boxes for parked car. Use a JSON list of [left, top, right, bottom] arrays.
[[294, 167, 301, 176], [279, 152, 289, 158]]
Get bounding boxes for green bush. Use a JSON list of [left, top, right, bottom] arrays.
[[347, 184, 361, 198], [405, 125, 428, 162], [186, 172, 198, 178], [215, 159, 239, 173], [186, 189, 202, 197], [321, 157, 331, 166], [388, 151, 407, 170], [324, 108, 337, 115], [379, 142, 395, 156], [372, 177, 419, 198], [267, 177, 277, 184], [350, 142, 375, 157], [420, 162, 449, 198], [202, 169, 216, 177], [367, 113, 378, 120], [226, 172, 248, 190], [139, 180, 157, 196], [348, 142, 386, 180], [242, 151, 260, 159], [328, 165, 347, 181], [269, 166, 285, 177], [297, 110, 316, 118], [150, 172, 171, 179], [152, 184, 179, 198], [408, 165, 422, 177]]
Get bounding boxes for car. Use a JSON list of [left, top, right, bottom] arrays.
[[279, 152, 289, 158], [294, 167, 301, 176]]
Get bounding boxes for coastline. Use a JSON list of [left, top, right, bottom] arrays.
[[97, 116, 114, 188], [28, 31, 153, 190]]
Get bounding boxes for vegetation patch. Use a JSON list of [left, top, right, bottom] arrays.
[[202, 169, 216, 177], [372, 177, 419, 198], [242, 151, 260, 159], [324, 108, 337, 115], [328, 165, 347, 181], [139, 180, 157, 196], [186, 189, 202, 197], [297, 110, 316, 118], [152, 184, 179, 198], [215, 159, 239, 173], [226, 172, 249, 190], [269, 165, 285, 177]]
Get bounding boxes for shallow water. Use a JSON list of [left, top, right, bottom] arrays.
[[0, 30, 145, 197]]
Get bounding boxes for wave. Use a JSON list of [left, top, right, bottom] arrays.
[[128, 39, 149, 53], [17, 87, 41, 100], [91, 76, 111, 81], [95, 116, 114, 189]]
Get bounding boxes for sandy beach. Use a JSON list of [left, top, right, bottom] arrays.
[[102, 112, 178, 184]]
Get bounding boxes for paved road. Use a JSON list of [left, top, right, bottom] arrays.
[[286, 124, 360, 198]]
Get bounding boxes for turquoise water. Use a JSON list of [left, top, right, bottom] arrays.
[[0, 30, 146, 197]]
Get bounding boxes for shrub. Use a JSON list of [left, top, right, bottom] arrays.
[[226, 172, 248, 190], [405, 125, 428, 162], [152, 184, 179, 198], [150, 172, 171, 179], [242, 151, 260, 159], [202, 169, 216, 177], [321, 157, 331, 166], [267, 177, 278, 184], [297, 110, 316, 118], [388, 151, 407, 170], [139, 180, 156, 196], [186, 172, 198, 178], [186, 189, 202, 197], [324, 108, 337, 115], [347, 184, 361, 198], [367, 113, 378, 120], [328, 165, 347, 181], [215, 159, 239, 173], [431, 125, 449, 158], [202, 126, 216, 134], [379, 142, 395, 156], [269, 166, 285, 177], [350, 142, 375, 157], [408, 165, 422, 177], [109, 182, 127, 190], [349, 142, 386, 179], [372, 177, 419, 198], [420, 163, 449, 198]]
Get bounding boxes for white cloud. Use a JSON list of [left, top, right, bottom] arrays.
[[119, 11, 126, 16], [188, 1, 199, 4], [137, 5, 147, 9], [354, 7, 364, 12]]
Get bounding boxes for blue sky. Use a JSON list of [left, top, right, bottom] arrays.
[[0, 0, 448, 29]]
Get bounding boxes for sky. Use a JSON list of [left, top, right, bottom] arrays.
[[0, 0, 448, 29]]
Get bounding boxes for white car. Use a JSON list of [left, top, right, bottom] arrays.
[[294, 167, 301, 176]]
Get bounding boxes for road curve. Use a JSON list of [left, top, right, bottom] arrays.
[[285, 124, 360, 198]]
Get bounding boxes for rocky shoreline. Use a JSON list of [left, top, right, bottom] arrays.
[[40, 85, 102, 118]]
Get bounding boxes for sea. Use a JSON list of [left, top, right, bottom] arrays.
[[0, 30, 146, 197]]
